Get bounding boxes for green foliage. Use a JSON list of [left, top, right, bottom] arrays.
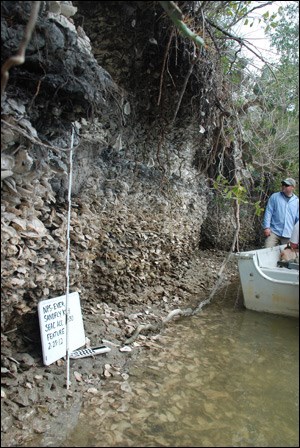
[[168, 1, 298, 197], [213, 175, 265, 217], [213, 175, 245, 202], [266, 2, 299, 65], [233, 2, 299, 183], [253, 200, 264, 217]]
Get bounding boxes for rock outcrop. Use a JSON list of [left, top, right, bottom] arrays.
[[1, 1, 258, 335]]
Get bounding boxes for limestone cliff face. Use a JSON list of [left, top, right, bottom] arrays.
[[1, 1, 257, 331]]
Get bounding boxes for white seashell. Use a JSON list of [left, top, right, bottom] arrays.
[[13, 149, 33, 174], [27, 218, 47, 236], [48, 1, 61, 14], [123, 102, 131, 115], [60, 3, 77, 18], [86, 387, 98, 394], [10, 277, 26, 287], [74, 371, 83, 382], [1, 154, 15, 170], [1, 170, 14, 180], [120, 382, 132, 393], [3, 178, 18, 194], [119, 346, 132, 352], [11, 217, 27, 231]]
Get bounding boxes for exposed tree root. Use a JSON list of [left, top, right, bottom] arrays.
[[1, 2, 41, 97], [124, 308, 194, 345], [124, 227, 238, 345]]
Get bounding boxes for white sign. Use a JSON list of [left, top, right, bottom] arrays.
[[38, 292, 85, 366]]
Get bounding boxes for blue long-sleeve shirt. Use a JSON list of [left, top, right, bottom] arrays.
[[262, 192, 299, 238]]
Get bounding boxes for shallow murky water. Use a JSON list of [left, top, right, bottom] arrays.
[[60, 283, 299, 447]]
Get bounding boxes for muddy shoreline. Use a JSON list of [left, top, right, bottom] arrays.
[[1, 250, 239, 447]]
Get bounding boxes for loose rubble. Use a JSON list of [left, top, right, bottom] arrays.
[[1, 249, 239, 447], [1, 3, 251, 446]]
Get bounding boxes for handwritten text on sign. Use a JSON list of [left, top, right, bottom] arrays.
[[38, 292, 85, 366]]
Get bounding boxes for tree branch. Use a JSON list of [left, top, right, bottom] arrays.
[[1, 1, 41, 98], [159, 1, 205, 48], [228, 2, 274, 29], [206, 17, 277, 78]]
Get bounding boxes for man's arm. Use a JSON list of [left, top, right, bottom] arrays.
[[262, 195, 274, 234]]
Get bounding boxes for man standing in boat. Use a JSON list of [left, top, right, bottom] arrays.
[[262, 178, 299, 247]]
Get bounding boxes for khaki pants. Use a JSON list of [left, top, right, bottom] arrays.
[[264, 231, 290, 248]]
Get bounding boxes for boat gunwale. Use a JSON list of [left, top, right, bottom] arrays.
[[235, 245, 299, 317], [235, 247, 299, 287], [252, 253, 299, 286]]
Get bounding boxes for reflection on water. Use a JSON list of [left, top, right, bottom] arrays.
[[61, 283, 299, 447]]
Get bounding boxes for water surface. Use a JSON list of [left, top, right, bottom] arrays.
[[61, 283, 299, 447]]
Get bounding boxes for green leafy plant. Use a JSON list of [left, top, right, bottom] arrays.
[[213, 174, 266, 218], [213, 175, 247, 203]]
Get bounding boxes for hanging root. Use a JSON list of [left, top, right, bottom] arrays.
[[125, 307, 194, 345], [124, 323, 160, 345], [124, 309, 188, 345], [1, 2, 41, 97]]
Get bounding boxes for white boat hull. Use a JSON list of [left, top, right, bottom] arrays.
[[236, 245, 299, 317]]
